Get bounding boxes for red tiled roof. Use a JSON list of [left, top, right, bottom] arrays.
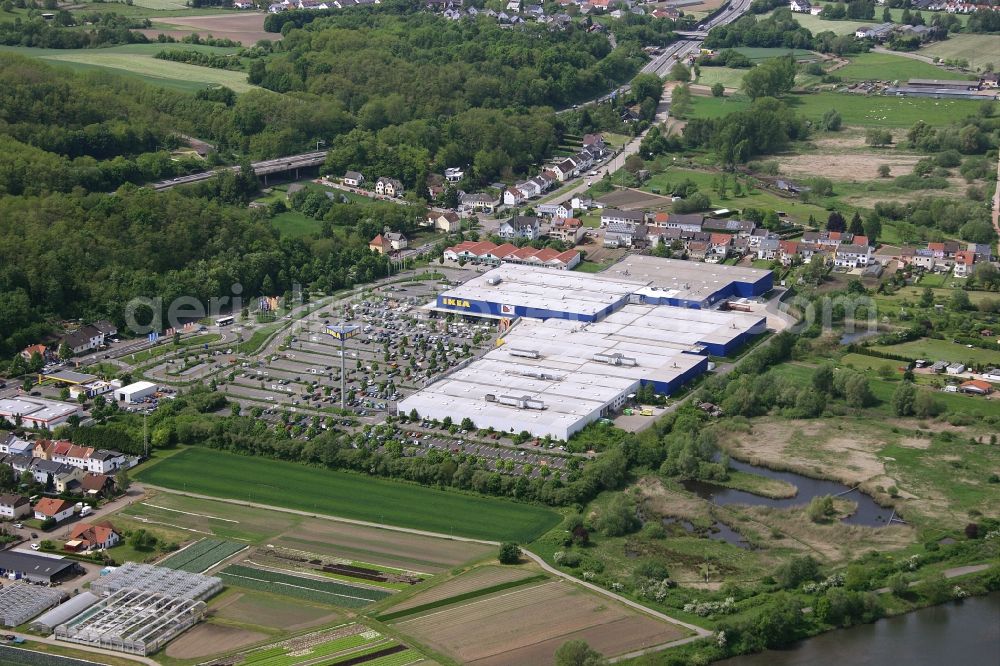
[[491, 243, 519, 258], [35, 498, 74, 517]]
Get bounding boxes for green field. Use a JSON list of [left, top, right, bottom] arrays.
[[696, 66, 748, 90], [733, 47, 819, 62], [137, 447, 561, 542], [0, 43, 253, 93], [871, 338, 1000, 367], [923, 34, 1000, 71], [836, 52, 969, 83], [690, 90, 991, 127], [270, 210, 325, 238]]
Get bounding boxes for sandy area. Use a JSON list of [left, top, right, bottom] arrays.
[[165, 622, 268, 659]]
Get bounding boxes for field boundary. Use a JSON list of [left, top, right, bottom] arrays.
[[376, 574, 548, 621]]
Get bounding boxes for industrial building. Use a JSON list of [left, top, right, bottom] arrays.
[[402, 257, 771, 440], [114, 381, 157, 403], [0, 551, 80, 584], [0, 396, 81, 429]]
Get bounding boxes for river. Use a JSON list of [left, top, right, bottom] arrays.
[[720, 592, 1000, 665]]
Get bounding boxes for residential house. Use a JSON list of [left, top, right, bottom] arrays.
[[968, 243, 993, 262], [789, 0, 811, 11], [779, 240, 802, 266], [603, 221, 647, 248], [981, 72, 999, 89], [571, 195, 599, 211], [552, 157, 578, 183], [0, 494, 30, 520], [426, 211, 461, 233], [66, 521, 121, 552], [20, 344, 48, 362], [368, 234, 391, 255], [549, 218, 586, 245], [34, 498, 75, 524], [54, 466, 85, 494], [342, 171, 365, 187], [855, 22, 895, 40], [651, 7, 680, 19], [537, 201, 571, 219], [503, 188, 525, 206], [374, 177, 404, 198], [515, 180, 541, 199], [660, 213, 704, 233], [757, 238, 780, 261], [61, 325, 104, 355], [835, 244, 875, 269], [0, 434, 30, 455], [233, 0, 255, 8], [707, 234, 732, 262], [748, 227, 777, 250], [702, 218, 755, 236], [460, 193, 500, 214], [498, 216, 541, 241], [536, 171, 558, 191], [687, 240, 710, 261], [953, 250, 975, 277], [80, 473, 115, 498], [444, 167, 465, 183], [385, 232, 408, 252], [600, 208, 644, 227]]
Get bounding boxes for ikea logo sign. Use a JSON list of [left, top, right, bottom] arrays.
[[442, 298, 471, 308]]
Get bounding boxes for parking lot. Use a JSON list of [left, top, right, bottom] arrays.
[[219, 276, 499, 423]]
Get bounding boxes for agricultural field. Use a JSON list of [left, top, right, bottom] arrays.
[[922, 34, 1000, 71], [211, 589, 342, 631], [219, 564, 394, 608], [733, 47, 819, 62], [689, 91, 992, 127], [139, 11, 276, 46], [159, 537, 246, 573], [116, 490, 495, 574], [835, 52, 969, 83], [391, 579, 688, 665], [136, 447, 561, 542], [380, 565, 543, 616], [186, 623, 420, 666], [695, 66, 748, 90], [0, 44, 254, 93]]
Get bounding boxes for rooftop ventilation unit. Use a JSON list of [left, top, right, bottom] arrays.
[[509, 348, 540, 359], [512, 369, 564, 381], [487, 276, 503, 286], [485, 394, 547, 410], [593, 352, 638, 367]]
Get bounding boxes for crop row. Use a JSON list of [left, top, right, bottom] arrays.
[[242, 634, 380, 666], [360, 649, 423, 666], [161, 538, 245, 573], [378, 574, 547, 622], [219, 565, 392, 608]]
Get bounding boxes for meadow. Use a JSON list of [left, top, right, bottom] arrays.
[[690, 90, 991, 127], [0, 43, 253, 93], [136, 447, 561, 542], [871, 338, 1000, 367], [922, 34, 1000, 71], [835, 52, 969, 83]]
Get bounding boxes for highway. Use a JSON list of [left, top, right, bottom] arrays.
[[151, 150, 328, 191]]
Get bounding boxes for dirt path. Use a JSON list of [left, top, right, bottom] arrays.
[[992, 151, 1000, 242], [872, 46, 937, 65], [873, 563, 993, 593]]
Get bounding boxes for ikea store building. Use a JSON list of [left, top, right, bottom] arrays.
[[400, 257, 772, 440]]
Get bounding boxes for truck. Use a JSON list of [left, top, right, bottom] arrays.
[[79, 505, 92, 517]]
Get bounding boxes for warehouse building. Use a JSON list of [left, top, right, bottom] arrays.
[[403, 257, 772, 440], [0, 397, 81, 429], [114, 381, 157, 404], [0, 551, 80, 584]]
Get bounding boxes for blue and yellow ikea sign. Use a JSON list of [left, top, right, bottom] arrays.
[[442, 297, 472, 308]]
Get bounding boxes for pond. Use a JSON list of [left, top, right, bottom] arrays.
[[662, 517, 752, 550], [720, 592, 1000, 666], [682, 459, 895, 528]]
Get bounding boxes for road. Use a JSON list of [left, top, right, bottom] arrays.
[[151, 150, 328, 191]]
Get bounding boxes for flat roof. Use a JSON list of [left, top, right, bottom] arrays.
[[439, 264, 640, 317], [0, 397, 79, 423], [605, 255, 771, 303], [398, 314, 711, 438], [42, 370, 98, 385], [118, 381, 157, 392]]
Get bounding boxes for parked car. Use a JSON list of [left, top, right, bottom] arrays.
[[30, 543, 39, 551]]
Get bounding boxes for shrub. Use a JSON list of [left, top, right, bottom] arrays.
[[498, 542, 521, 564]]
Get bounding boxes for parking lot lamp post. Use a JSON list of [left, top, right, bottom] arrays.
[[324, 324, 360, 410]]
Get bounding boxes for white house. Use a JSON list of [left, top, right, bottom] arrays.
[[600, 208, 644, 227], [0, 494, 31, 520], [834, 244, 874, 269], [537, 202, 571, 219], [375, 177, 403, 198], [789, 0, 811, 11], [34, 498, 75, 524], [342, 171, 365, 187], [552, 158, 578, 182], [385, 231, 408, 251], [444, 167, 464, 183], [498, 216, 540, 241], [426, 211, 461, 233], [503, 188, 525, 206]]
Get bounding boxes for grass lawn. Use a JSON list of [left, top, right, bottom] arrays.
[[696, 67, 748, 90], [689, 90, 992, 127], [128, 333, 221, 365], [871, 338, 1000, 367], [270, 210, 324, 238], [640, 166, 831, 222], [136, 447, 561, 542], [572, 260, 606, 273], [923, 34, 1000, 71], [835, 52, 969, 83], [0, 44, 253, 93], [733, 47, 819, 62]]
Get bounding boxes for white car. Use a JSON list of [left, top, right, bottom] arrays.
[[30, 543, 40, 551], [12, 523, 22, 529]]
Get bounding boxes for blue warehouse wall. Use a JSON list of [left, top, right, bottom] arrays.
[[435, 294, 632, 322], [644, 355, 710, 395]]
